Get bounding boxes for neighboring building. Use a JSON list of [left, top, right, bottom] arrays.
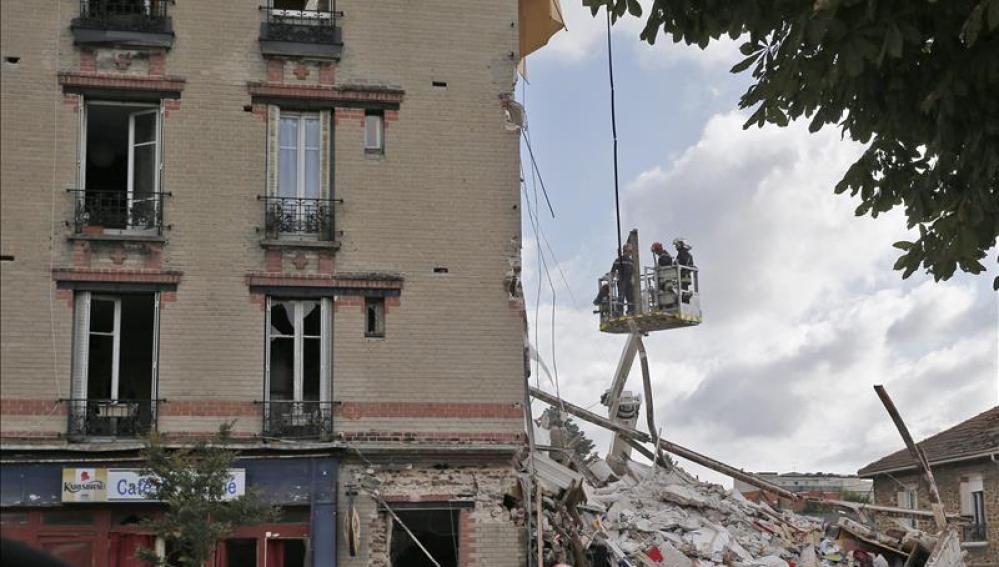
[[0, 1, 531, 566], [858, 406, 999, 567], [734, 472, 872, 508]]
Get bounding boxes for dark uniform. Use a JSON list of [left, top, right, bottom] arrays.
[[612, 254, 635, 315], [676, 248, 694, 267], [655, 251, 674, 267]]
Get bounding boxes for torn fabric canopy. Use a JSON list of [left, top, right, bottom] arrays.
[[519, 0, 565, 70]]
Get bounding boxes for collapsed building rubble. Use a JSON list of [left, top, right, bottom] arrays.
[[516, 390, 968, 567]]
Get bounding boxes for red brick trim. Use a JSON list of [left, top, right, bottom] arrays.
[[52, 268, 183, 285], [247, 82, 404, 108], [459, 509, 474, 567], [338, 431, 524, 444], [245, 272, 403, 290], [336, 402, 522, 419], [58, 72, 185, 96], [0, 399, 67, 416], [158, 401, 261, 417]]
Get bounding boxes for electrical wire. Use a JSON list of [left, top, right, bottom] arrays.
[[606, 8, 623, 255]]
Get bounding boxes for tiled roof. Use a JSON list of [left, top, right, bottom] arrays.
[[858, 406, 999, 476]]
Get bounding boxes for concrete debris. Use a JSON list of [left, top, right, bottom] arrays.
[[517, 457, 964, 567]]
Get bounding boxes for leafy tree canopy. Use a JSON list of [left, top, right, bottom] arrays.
[[585, 0, 999, 288], [138, 424, 279, 567]]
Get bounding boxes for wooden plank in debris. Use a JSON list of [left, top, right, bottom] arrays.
[[924, 529, 964, 567], [817, 499, 962, 520], [530, 387, 799, 501], [873, 385, 948, 531]]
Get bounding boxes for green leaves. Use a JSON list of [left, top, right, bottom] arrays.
[[593, 0, 999, 284]]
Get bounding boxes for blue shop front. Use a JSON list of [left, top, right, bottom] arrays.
[[0, 455, 337, 567]]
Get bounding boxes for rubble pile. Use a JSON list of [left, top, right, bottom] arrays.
[[524, 457, 961, 567]]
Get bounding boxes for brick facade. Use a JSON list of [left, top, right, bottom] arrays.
[[1, 0, 526, 564], [869, 459, 998, 567]]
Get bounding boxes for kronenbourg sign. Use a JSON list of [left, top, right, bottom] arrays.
[[61, 468, 108, 502], [62, 468, 245, 503]]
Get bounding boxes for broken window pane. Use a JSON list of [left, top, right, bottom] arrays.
[[302, 300, 320, 336], [269, 337, 295, 400], [389, 509, 460, 567], [271, 301, 295, 336], [365, 297, 385, 337]]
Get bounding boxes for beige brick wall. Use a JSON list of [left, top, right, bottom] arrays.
[[336, 462, 524, 567], [870, 459, 998, 567], [1, 0, 525, 440]]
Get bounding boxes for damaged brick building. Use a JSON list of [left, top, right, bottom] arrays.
[[859, 406, 999, 567], [0, 1, 534, 565]]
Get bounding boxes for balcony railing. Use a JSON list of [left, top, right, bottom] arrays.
[[258, 3, 343, 57], [260, 196, 339, 241], [69, 189, 166, 236], [963, 523, 988, 542], [260, 400, 334, 439], [62, 398, 159, 439], [74, 0, 171, 32]]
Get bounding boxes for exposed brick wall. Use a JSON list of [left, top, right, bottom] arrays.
[[870, 459, 998, 566]]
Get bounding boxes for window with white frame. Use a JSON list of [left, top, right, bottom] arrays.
[[960, 474, 987, 542], [364, 110, 384, 153], [266, 298, 331, 404], [897, 485, 918, 529], [79, 101, 162, 233], [70, 292, 159, 437], [278, 112, 321, 201]]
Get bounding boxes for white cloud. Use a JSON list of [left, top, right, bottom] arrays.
[[535, 2, 742, 71], [524, 111, 998, 486]]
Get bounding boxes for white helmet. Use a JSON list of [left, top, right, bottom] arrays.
[[673, 237, 690, 250]]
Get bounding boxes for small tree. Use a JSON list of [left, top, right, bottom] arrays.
[[137, 423, 279, 567], [544, 407, 597, 463]]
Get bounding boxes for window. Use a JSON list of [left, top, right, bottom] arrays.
[[897, 485, 918, 529], [364, 111, 384, 153], [225, 539, 257, 567], [960, 475, 987, 542], [365, 297, 385, 337], [272, 0, 332, 10], [266, 539, 307, 567], [268, 110, 332, 240], [389, 509, 460, 567], [265, 298, 332, 436], [71, 292, 159, 437], [79, 102, 162, 233]]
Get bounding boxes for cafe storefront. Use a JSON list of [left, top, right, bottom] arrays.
[[0, 456, 336, 567]]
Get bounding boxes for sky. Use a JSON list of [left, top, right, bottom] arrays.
[[517, 3, 999, 487]]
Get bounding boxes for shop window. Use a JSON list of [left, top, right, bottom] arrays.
[[226, 539, 258, 567], [264, 298, 332, 437], [74, 102, 164, 234], [365, 296, 385, 338], [70, 292, 159, 438], [389, 509, 459, 567], [267, 539, 307, 567], [364, 110, 384, 153]]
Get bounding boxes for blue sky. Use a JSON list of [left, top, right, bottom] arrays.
[[518, 3, 998, 486]]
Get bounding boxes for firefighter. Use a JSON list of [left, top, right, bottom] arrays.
[[651, 241, 673, 267], [612, 244, 635, 315], [673, 238, 694, 267]]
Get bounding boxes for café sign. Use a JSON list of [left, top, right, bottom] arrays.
[[62, 468, 245, 503]]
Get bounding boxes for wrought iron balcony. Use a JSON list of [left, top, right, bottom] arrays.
[[62, 398, 159, 439], [68, 188, 166, 236], [258, 3, 343, 59], [72, 0, 174, 47], [260, 196, 339, 241], [260, 400, 334, 439]]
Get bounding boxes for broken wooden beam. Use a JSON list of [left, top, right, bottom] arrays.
[[873, 385, 948, 531], [530, 386, 799, 500], [814, 498, 963, 520]]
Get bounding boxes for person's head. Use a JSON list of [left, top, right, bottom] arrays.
[[651, 241, 664, 254], [673, 237, 689, 251]]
